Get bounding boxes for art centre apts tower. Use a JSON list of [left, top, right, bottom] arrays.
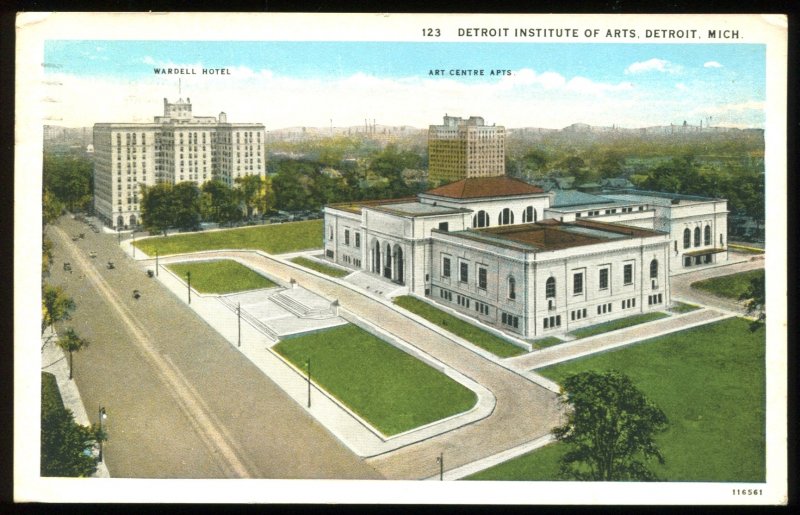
[[428, 115, 506, 184], [93, 97, 266, 229]]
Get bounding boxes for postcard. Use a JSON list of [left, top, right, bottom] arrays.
[[15, 12, 787, 504]]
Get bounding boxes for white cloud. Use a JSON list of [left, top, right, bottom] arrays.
[[565, 76, 634, 95], [625, 58, 679, 74], [675, 83, 688, 91], [41, 67, 760, 130], [703, 61, 723, 68]]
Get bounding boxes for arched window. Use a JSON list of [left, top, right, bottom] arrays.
[[473, 210, 490, 228], [508, 276, 516, 300], [650, 259, 658, 279], [704, 225, 711, 246], [498, 208, 514, 225], [522, 206, 537, 223], [694, 227, 701, 247], [546, 277, 556, 298], [683, 228, 691, 249]]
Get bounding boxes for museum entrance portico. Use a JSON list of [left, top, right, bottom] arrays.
[[368, 236, 406, 285]]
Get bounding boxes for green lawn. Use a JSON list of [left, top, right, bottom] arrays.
[[691, 269, 764, 300], [290, 256, 351, 278], [467, 317, 765, 482], [273, 324, 477, 436], [166, 260, 277, 294], [532, 337, 563, 350], [42, 372, 64, 412], [134, 219, 323, 256], [568, 312, 670, 339], [393, 296, 527, 358], [670, 301, 701, 314]]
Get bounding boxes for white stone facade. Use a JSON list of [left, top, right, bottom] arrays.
[[323, 177, 727, 340]]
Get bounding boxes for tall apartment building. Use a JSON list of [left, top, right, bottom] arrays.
[[427, 115, 505, 184], [93, 97, 266, 229]]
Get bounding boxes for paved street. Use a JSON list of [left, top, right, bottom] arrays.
[[46, 216, 381, 479]]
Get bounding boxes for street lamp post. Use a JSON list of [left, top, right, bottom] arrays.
[[436, 452, 443, 481], [155, 250, 159, 277], [237, 302, 241, 347], [306, 359, 311, 408], [186, 271, 192, 304], [98, 406, 107, 462]]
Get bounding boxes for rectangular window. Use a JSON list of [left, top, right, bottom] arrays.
[[355, 233, 361, 248], [460, 261, 469, 283], [623, 264, 633, 285], [344, 229, 350, 246], [599, 268, 609, 290], [438, 222, 449, 232], [543, 317, 548, 329], [478, 267, 487, 290], [573, 272, 584, 294], [442, 257, 451, 278]]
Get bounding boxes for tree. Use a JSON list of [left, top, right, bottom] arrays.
[[201, 179, 241, 223], [42, 284, 75, 336], [739, 273, 766, 331], [41, 375, 103, 477], [42, 188, 63, 229], [234, 174, 266, 219], [58, 328, 90, 380], [43, 153, 93, 212], [140, 183, 175, 236], [171, 182, 202, 231], [553, 370, 668, 481]]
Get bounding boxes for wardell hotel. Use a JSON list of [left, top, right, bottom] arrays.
[[93, 97, 265, 229], [324, 115, 729, 341]]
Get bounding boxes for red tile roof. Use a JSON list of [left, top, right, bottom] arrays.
[[425, 176, 544, 199]]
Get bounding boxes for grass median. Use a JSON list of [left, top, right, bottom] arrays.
[[567, 312, 670, 340], [134, 219, 323, 256], [393, 296, 527, 358], [467, 317, 765, 482], [290, 256, 351, 278], [166, 260, 277, 294], [273, 324, 477, 436]]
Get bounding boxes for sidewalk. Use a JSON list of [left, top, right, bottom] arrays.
[[506, 307, 730, 371], [41, 328, 111, 478]]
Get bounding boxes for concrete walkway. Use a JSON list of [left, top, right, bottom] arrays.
[[506, 307, 730, 371], [150, 253, 496, 458], [41, 328, 110, 478]]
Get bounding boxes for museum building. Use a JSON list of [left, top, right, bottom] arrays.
[[323, 175, 728, 339]]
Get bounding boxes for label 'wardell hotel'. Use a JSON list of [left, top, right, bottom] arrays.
[[154, 67, 231, 75]]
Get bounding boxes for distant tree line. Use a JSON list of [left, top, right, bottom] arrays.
[[505, 131, 765, 221]]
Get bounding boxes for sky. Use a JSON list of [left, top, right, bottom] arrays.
[[42, 40, 765, 130]]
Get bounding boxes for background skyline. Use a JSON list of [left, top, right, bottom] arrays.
[[43, 40, 765, 130]]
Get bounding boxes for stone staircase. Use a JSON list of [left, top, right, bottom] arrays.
[[270, 291, 336, 319], [218, 296, 280, 341]]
